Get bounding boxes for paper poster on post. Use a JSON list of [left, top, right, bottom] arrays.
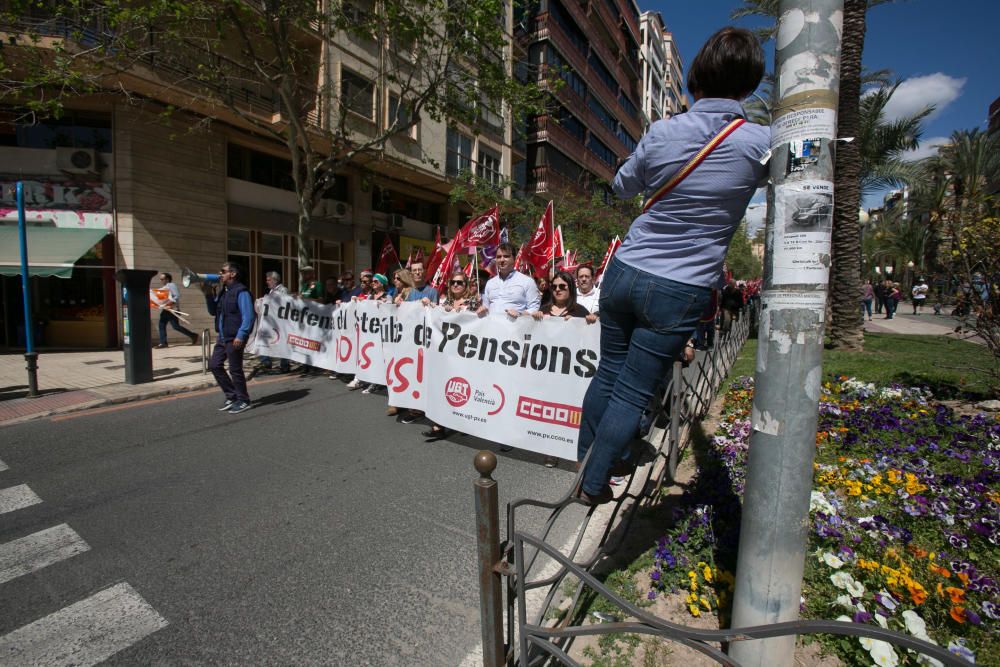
[[771, 108, 837, 148], [770, 180, 834, 286]]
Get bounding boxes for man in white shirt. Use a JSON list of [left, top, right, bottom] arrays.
[[155, 272, 198, 348], [575, 265, 600, 321], [911, 278, 929, 314], [477, 243, 541, 318]]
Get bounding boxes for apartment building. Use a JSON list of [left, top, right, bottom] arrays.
[[0, 3, 515, 348], [638, 11, 685, 126], [516, 0, 644, 196]]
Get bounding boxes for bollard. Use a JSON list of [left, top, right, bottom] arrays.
[[201, 328, 211, 374], [473, 451, 504, 667]]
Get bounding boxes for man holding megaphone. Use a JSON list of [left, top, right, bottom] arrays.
[[202, 260, 256, 414]]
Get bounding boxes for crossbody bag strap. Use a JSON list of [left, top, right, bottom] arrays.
[[642, 117, 746, 213]]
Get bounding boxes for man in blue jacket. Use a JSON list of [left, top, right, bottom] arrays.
[[204, 261, 256, 413]]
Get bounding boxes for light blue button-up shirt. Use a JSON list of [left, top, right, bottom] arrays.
[[614, 98, 770, 287], [482, 269, 540, 314]]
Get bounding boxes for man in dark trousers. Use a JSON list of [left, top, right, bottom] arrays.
[[204, 260, 256, 414]]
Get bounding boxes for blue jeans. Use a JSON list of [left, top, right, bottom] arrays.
[[577, 256, 710, 495]]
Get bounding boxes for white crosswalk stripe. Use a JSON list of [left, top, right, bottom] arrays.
[[0, 484, 43, 515], [0, 523, 90, 585], [0, 582, 168, 666]]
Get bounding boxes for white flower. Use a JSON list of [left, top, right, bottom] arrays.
[[867, 639, 899, 667], [822, 552, 845, 569], [915, 655, 944, 667], [810, 491, 836, 515], [835, 615, 852, 623], [902, 610, 928, 638], [835, 594, 854, 609], [846, 578, 865, 597], [875, 613, 888, 629], [830, 571, 855, 590]]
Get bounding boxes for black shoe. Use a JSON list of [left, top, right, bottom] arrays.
[[576, 484, 614, 505], [228, 400, 252, 414], [400, 411, 422, 424], [499, 445, 513, 452], [544, 456, 558, 468], [218, 399, 235, 411], [422, 427, 453, 440]]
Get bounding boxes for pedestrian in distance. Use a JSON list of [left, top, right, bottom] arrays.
[[203, 261, 256, 414], [912, 277, 928, 314], [298, 265, 322, 301], [154, 272, 198, 348], [257, 271, 290, 374], [862, 278, 874, 321], [576, 27, 769, 505]]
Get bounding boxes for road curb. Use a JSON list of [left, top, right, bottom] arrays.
[[0, 378, 219, 428]]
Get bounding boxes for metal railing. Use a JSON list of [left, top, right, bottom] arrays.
[[472, 308, 962, 666]]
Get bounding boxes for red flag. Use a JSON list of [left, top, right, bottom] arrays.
[[554, 225, 565, 263], [558, 249, 579, 272], [375, 236, 400, 276], [456, 205, 501, 250], [514, 243, 530, 274], [406, 246, 426, 270], [525, 201, 555, 275], [595, 235, 621, 283], [429, 232, 461, 290]]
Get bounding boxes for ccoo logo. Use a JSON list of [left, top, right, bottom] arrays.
[[445, 377, 471, 407]]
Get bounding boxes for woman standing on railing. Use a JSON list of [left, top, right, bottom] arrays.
[[576, 27, 769, 505]]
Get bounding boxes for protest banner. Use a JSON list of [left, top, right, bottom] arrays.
[[253, 294, 601, 459], [252, 294, 353, 372], [421, 311, 598, 460]]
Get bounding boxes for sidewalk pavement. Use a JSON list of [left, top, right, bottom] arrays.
[[0, 342, 287, 427], [863, 310, 984, 344]]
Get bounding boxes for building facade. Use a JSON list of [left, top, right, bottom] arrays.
[[515, 0, 644, 196], [638, 11, 685, 127], [0, 4, 516, 348]]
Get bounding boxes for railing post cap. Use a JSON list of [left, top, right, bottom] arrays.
[[474, 450, 497, 477]]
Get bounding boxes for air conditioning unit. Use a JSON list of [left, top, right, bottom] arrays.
[[56, 147, 97, 174], [388, 214, 405, 230], [328, 200, 351, 219]]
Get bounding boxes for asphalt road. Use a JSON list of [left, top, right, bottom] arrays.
[[0, 374, 578, 665]]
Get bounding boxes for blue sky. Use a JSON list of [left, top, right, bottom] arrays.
[[643, 0, 999, 211]]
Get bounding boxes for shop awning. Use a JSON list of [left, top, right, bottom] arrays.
[[0, 227, 108, 278]]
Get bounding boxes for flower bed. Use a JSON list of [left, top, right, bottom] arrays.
[[646, 376, 999, 666]]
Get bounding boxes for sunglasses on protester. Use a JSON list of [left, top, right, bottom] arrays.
[[551, 283, 570, 291], [450, 280, 467, 286]]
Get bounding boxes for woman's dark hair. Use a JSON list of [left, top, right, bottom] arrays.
[[549, 271, 578, 309], [686, 27, 764, 100]]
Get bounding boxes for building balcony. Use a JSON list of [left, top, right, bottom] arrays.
[[527, 117, 615, 182]]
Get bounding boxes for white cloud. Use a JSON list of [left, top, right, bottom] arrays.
[[882, 73, 965, 122], [902, 135, 951, 162]]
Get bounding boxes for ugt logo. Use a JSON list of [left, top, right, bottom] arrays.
[[445, 377, 471, 407]]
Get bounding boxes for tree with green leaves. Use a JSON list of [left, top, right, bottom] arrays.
[[1, 0, 542, 278], [725, 220, 762, 279]]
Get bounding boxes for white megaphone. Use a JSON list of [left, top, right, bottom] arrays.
[[181, 267, 221, 288]]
